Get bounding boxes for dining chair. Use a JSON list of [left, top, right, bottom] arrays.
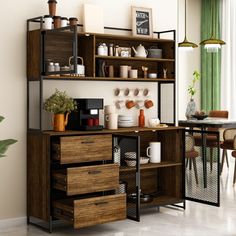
[[186, 134, 199, 185], [231, 135, 236, 184], [194, 110, 229, 171], [220, 128, 236, 174]]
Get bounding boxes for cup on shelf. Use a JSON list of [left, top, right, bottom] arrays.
[[105, 65, 114, 77], [61, 17, 68, 27], [120, 65, 129, 78], [105, 113, 118, 130], [148, 73, 157, 79], [129, 69, 138, 78], [144, 99, 154, 109], [148, 118, 160, 128], [126, 100, 136, 109], [146, 142, 161, 163], [43, 15, 53, 30]]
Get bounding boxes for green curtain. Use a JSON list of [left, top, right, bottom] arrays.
[[201, 0, 221, 112]]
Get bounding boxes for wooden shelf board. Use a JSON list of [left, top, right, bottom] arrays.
[[95, 55, 175, 62], [42, 76, 175, 82], [36, 126, 185, 136], [120, 161, 182, 172]]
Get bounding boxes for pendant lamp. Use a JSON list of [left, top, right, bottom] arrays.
[[200, 0, 225, 53], [178, 0, 198, 50]]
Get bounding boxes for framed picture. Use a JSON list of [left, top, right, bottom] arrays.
[[132, 6, 153, 38]]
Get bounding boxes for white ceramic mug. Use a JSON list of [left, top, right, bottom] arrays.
[[143, 88, 151, 97], [115, 100, 125, 109], [124, 88, 133, 97], [148, 118, 160, 128], [105, 113, 118, 129], [134, 88, 143, 97], [135, 100, 144, 109], [114, 88, 124, 97], [146, 142, 161, 163], [104, 105, 116, 114]]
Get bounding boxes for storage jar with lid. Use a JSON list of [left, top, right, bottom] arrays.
[[69, 17, 78, 26], [53, 16, 61, 29], [43, 15, 53, 30], [47, 0, 57, 16], [61, 17, 68, 27]]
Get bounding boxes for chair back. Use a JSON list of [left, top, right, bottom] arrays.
[[208, 110, 229, 131]]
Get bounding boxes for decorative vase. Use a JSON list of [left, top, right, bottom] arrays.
[[52, 113, 68, 131], [185, 98, 196, 119]]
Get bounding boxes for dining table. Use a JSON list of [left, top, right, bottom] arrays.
[[179, 118, 236, 188]]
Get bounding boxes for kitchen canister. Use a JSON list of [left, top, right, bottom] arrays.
[[43, 15, 53, 30]]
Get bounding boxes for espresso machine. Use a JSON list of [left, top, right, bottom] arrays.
[[67, 98, 103, 131]]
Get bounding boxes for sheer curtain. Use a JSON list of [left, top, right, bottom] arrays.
[[221, 0, 236, 119]]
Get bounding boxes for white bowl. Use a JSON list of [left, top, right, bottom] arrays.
[[148, 73, 157, 79], [125, 159, 136, 167], [140, 156, 149, 164], [124, 152, 137, 159]]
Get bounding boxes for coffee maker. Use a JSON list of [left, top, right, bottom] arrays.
[[67, 98, 103, 131]]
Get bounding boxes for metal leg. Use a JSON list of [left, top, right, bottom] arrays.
[[192, 158, 199, 185], [226, 150, 229, 168], [201, 131, 207, 188], [189, 159, 192, 170], [210, 148, 213, 172], [186, 158, 189, 168], [221, 149, 226, 175]]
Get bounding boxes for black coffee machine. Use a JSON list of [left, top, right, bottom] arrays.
[[67, 98, 103, 131]]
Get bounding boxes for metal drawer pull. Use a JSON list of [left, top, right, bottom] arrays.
[[88, 170, 101, 175], [81, 141, 94, 144], [95, 201, 108, 206]]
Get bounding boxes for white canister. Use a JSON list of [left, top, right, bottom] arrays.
[[146, 142, 161, 163], [61, 17, 68, 27], [104, 105, 116, 114], [43, 15, 53, 30], [105, 113, 118, 130]]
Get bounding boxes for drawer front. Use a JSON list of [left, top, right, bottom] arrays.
[[53, 194, 126, 229], [54, 134, 112, 164], [53, 164, 119, 195]]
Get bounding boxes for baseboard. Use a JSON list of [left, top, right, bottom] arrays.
[[0, 217, 26, 228]]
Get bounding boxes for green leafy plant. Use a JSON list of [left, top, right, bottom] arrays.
[[0, 116, 17, 158], [188, 70, 200, 99], [43, 89, 77, 114]]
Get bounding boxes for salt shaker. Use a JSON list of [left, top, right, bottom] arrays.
[[47, 62, 55, 72], [54, 62, 60, 71]]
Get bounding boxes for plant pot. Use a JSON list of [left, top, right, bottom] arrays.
[[185, 99, 196, 119], [52, 113, 68, 131]]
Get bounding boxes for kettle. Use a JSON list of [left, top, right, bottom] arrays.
[[132, 44, 148, 58]]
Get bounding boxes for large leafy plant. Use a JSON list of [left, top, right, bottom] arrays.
[[188, 70, 200, 99], [0, 116, 17, 158], [43, 89, 77, 114]]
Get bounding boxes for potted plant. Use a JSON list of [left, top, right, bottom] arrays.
[[185, 70, 200, 119], [0, 116, 17, 158], [43, 89, 77, 131]]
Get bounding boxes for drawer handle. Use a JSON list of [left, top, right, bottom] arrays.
[[81, 141, 94, 144], [88, 170, 101, 175], [95, 201, 108, 206]]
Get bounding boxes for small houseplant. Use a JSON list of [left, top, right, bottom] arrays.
[[185, 70, 200, 119], [0, 116, 17, 158], [43, 89, 77, 131]]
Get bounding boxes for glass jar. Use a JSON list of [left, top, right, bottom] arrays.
[[54, 62, 60, 71], [43, 15, 53, 30], [61, 17, 68, 27], [47, 62, 55, 72], [69, 17, 78, 26]]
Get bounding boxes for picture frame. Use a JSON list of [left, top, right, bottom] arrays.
[[131, 6, 153, 38]]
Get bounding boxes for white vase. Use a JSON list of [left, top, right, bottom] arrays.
[[185, 99, 196, 119]]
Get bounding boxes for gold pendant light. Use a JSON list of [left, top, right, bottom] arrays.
[[178, 0, 198, 50], [200, 0, 225, 53]]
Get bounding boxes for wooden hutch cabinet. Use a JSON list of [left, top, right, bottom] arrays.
[[27, 17, 186, 232]]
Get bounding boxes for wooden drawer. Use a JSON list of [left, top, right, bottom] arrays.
[[53, 194, 126, 229], [52, 134, 112, 164], [53, 164, 119, 195]]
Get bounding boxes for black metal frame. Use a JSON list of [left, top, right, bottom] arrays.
[[184, 129, 220, 207]]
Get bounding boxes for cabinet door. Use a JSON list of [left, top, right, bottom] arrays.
[[184, 129, 220, 207], [113, 134, 140, 222]]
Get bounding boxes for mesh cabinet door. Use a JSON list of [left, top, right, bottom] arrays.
[[113, 134, 140, 221], [184, 129, 220, 207]]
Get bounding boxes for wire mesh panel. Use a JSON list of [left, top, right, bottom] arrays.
[[113, 134, 140, 221], [184, 129, 220, 206]]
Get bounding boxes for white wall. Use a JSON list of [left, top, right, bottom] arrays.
[[0, 0, 179, 220], [178, 0, 201, 119]]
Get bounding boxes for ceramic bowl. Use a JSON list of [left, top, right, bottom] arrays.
[[148, 73, 157, 78], [148, 118, 160, 128], [140, 156, 149, 164]]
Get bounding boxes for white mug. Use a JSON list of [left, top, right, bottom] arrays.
[[115, 100, 125, 109], [124, 88, 133, 97], [146, 142, 161, 163], [134, 88, 143, 97], [135, 100, 144, 109], [104, 105, 116, 114], [114, 88, 124, 97], [143, 88, 151, 97], [129, 69, 138, 78], [105, 113, 118, 130], [148, 118, 160, 128]]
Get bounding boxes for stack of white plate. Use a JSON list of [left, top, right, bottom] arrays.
[[124, 152, 136, 167], [118, 115, 134, 127]]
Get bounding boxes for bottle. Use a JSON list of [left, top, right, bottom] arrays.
[[138, 109, 145, 127], [109, 43, 114, 56]]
